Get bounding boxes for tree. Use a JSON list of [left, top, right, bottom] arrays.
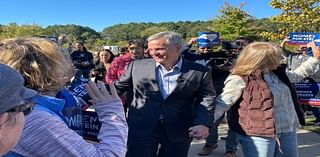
[[46, 24, 100, 42], [140, 26, 168, 39], [211, 2, 255, 41], [0, 23, 46, 39], [262, 0, 320, 41]]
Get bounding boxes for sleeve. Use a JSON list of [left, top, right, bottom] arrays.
[[14, 100, 128, 157], [70, 52, 75, 61], [193, 68, 216, 128], [70, 52, 78, 65], [180, 44, 191, 54], [214, 75, 245, 122], [181, 45, 203, 61], [286, 57, 320, 83], [114, 61, 134, 94], [89, 52, 94, 69], [106, 58, 120, 83]]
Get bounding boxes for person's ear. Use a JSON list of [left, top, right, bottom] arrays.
[[0, 113, 9, 129], [175, 45, 182, 53]]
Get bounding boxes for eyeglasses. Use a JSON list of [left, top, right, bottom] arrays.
[[7, 101, 35, 116]]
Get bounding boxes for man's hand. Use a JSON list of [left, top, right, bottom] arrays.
[[188, 125, 209, 140], [85, 81, 121, 104], [188, 37, 198, 46], [310, 41, 320, 59], [280, 37, 290, 48]]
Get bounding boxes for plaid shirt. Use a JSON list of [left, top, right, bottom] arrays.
[[106, 53, 133, 83]]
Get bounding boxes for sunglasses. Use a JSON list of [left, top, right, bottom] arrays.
[[7, 101, 35, 116]]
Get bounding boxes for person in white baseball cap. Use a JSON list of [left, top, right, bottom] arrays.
[[0, 63, 37, 155]]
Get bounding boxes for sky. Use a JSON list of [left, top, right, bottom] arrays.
[[0, 0, 281, 32]]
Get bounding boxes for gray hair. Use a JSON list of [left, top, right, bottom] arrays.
[[147, 31, 182, 46]]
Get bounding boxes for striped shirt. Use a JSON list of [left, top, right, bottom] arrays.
[[11, 99, 128, 157], [214, 57, 320, 134]]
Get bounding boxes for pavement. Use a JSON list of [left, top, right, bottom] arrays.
[[188, 124, 320, 157]]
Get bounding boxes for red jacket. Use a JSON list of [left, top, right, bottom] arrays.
[[106, 53, 133, 83]]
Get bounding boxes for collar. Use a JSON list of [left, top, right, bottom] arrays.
[[34, 94, 66, 113], [156, 57, 183, 71]]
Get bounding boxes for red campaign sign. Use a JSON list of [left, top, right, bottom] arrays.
[[294, 82, 320, 107], [299, 100, 320, 107]]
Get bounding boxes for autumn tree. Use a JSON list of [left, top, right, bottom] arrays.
[[261, 0, 320, 41]]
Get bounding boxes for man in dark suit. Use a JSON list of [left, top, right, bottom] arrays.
[[115, 31, 216, 157]]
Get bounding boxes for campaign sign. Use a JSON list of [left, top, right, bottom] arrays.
[[82, 111, 101, 142], [294, 82, 320, 107], [314, 34, 320, 46], [56, 88, 83, 135], [62, 106, 83, 135], [68, 77, 93, 110], [288, 32, 320, 45], [197, 32, 220, 47]]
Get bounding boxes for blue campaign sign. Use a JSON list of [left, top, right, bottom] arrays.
[[294, 82, 320, 106], [197, 32, 220, 47], [288, 32, 320, 45], [314, 34, 320, 46], [67, 77, 93, 110], [82, 111, 101, 142]]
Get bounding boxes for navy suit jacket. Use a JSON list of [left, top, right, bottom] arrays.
[[115, 58, 216, 142]]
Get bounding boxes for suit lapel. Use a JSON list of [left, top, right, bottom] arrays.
[[170, 59, 193, 95], [147, 59, 160, 92]]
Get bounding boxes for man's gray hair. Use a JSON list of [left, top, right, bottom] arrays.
[[147, 31, 182, 46]]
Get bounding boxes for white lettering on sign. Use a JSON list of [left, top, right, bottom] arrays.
[[292, 34, 315, 41]]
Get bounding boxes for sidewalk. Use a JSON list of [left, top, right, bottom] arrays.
[[188, 124, 320, 157]]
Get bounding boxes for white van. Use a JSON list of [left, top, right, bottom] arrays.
[[102, 46, 119, 55]]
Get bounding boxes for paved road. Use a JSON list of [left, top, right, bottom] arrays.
[[188, 124, 320, 157]]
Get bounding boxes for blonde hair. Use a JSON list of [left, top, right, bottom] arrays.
[[232, 42, 283, 76], [0, 37, 72, 94]]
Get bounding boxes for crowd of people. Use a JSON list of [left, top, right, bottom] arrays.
[[0, 30, 319, 157]]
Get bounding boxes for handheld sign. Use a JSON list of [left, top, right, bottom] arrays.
[[314, 34, 320, 46], [294, 82, 320, 107], [68, 78, 102, 141], [197, 32, 220, 47], [288, 32, 320, 45], [82, 111, 101, 142], [68, 77, 93, 110]]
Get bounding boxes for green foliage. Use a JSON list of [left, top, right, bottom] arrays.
[[304, 117, 320, 134], [45, 24, 100, 47], [4, 3, 318, 48], [211, 2, 256, 41], [262, 0, 320, 41], [101, 21, 212, 43], [270, 0, 320, 31], [140, 26, 168, 39], [102, 23, 147, 42], [0, 23, 46, 39]]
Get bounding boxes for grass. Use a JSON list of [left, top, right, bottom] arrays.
[[303, 117, 320, 134]]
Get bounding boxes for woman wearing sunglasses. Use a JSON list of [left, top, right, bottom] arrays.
[[0, 63, 37, 156], [0, 38, 127, 157]]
